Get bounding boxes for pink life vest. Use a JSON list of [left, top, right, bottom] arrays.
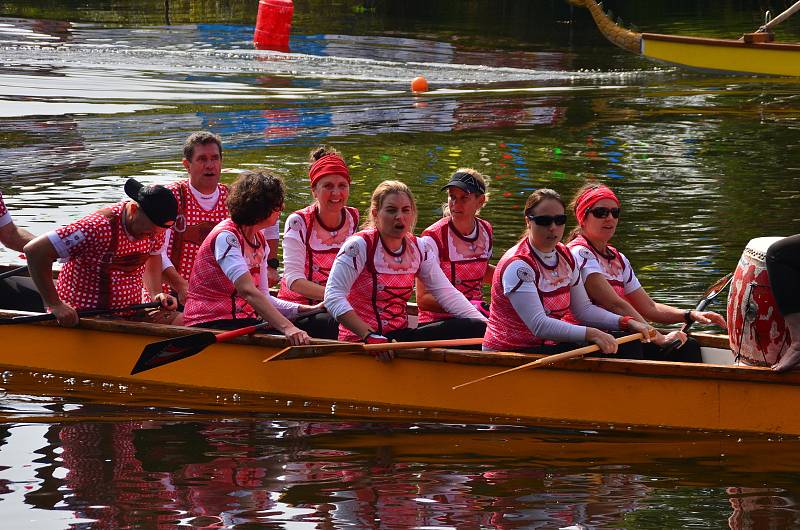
[[339, 228, 422, 342], [183, 219, 266, 327], [417, 216, 492, 324], [277, 204, 359, 304], [483, 240, 576, 351], [563, 235, 632, 324], [167, 180, 229, 281], [55, 201, 162, 310]]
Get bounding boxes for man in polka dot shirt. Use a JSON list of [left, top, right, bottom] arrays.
[[24, 179, 180, 327]]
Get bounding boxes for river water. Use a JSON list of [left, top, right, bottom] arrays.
[[1, 0, 800, 527]]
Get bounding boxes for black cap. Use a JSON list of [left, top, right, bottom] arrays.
[[440, 171, 486, 195], [124, 178, 178, 228]]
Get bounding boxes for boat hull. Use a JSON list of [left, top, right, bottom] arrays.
[[1, 315, 798, 435], [642, 34, 800, 77]]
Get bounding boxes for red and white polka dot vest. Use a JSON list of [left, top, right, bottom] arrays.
[[55, 201, 163, 310], [167, 180, 229, 281]]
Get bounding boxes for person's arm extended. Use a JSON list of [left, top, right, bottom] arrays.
[[0, 221, 34, 253], [233, 272, 308, 345], [24, 234, 78, 326], [417, 239, 484, 321], [583, 272, 646, 323], [626, 287, 726, 328]]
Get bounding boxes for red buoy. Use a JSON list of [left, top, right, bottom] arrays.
[[254, 0, 294, 52]]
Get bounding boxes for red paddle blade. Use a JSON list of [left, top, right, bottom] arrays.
[[130, 331, 217, 375]]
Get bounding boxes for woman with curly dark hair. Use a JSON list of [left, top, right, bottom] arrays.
[[182, 169, 319, 345]]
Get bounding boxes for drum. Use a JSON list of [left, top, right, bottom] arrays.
[[727, 236, 792, 366]]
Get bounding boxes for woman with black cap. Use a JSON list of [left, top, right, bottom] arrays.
[[416, 168, 493, 331], [24, 178, 180, 327]]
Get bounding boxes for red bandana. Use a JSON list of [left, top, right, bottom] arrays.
[[309, 154, 350, 188], [574, 186, 620, 225]]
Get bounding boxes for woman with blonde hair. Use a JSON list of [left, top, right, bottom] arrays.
[[416, 168, 494, 330], [483, 188, 652, 354], [324, 180, 486, 360]]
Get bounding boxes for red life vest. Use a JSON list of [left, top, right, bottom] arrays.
[[483, 240, 576, 351], [277, 204, 359, 304], [167, 180, 229, 281], [183, 219, 266, 327], [563, 235, 631, 324], [417, 216, 492, 324], [55, 201, 161, 310], [339, 228, 422, 342]]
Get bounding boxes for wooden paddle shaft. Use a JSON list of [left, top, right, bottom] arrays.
[[363, 337, 484, 352], [452, 333, 644, 390]]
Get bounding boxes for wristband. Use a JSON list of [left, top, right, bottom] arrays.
[[684, 310, 693, 324], [619, 315, 634, 329], [267, 257, 280, 269]]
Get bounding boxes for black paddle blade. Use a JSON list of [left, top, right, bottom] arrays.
[[130, 331, 217, 375]]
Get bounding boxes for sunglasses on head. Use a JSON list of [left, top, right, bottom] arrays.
[[526, 214, 567, 226], [587, 206, 620, 219]]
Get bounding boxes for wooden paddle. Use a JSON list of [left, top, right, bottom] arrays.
[[131, 321, 274, 375], [661, 272, 733, 356], [451, 332, 645, 390], [0, 265, 28, 281], [264, 337, 485, 362], [0, 301, 160, 325]]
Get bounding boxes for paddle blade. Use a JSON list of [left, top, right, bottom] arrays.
[[130, 331, 217, 375]]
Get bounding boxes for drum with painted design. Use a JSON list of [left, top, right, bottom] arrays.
[[727, 236, 792, 366]]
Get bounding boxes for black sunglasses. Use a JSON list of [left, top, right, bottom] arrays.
[[587, 207, 620, 219], [526, 214, 567, 226]]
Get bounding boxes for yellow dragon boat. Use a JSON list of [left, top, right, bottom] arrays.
[[570, 0, 800, 77], [2, 308, 799, 436]]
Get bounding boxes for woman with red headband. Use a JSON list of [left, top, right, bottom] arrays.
[[277, 146, 359, 338], [483, 188, 652, 354], [566, 182, 726, 362], [324, 180, 486, 360], [416, 168, 493, 328]]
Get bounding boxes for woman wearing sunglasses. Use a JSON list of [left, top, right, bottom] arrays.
[[416, 168, 493, 329], [324, 180, 486, 361], [483, 188, 651, 354], [276, 146, 359, 338], [565, 183, 726, 362]]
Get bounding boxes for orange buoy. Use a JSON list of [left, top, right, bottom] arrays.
[[411, 76, 429, 93], [254, 0, 294, 52]]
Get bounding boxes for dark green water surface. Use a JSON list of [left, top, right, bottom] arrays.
[[1, 1, 800, 527]]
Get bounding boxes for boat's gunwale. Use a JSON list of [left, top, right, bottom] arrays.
[[642, 32, 800, 51], [4, 311, 788, 386]]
